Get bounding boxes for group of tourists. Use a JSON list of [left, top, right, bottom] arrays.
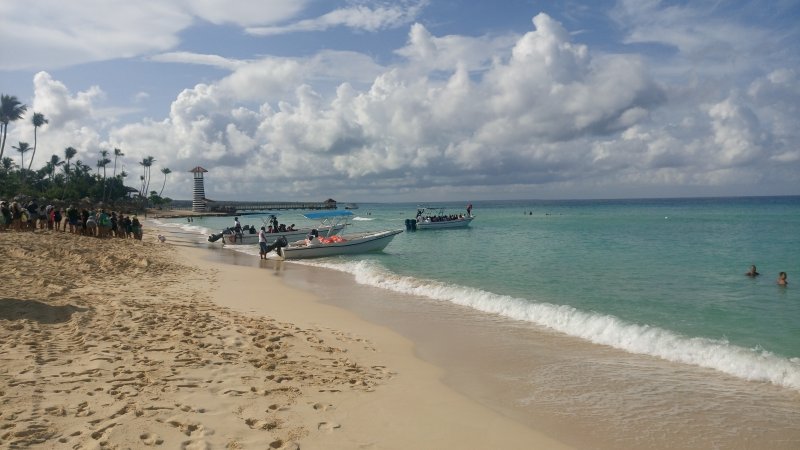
[[416, 211, 468, 223], [0, 199, 143, 240]]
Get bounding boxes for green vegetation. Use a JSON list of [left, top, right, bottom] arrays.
[[0, 93, 172, 209]]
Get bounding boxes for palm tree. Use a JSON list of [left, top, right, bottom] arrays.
[[0, 94, 28, 160], [74, 160, 91, 177], [12, 141, 31, 171], [1, 157, 15, 173], [98, 150, 111, 180], [159, 167, 171, 196], [63, 146, 77, 176], [47, 154, 64, 180], [139, 156, 155, 197], [97, 150, 111, 200], [112, 147, 123, 177], [12, 141, 31, 183], [28, 112, 48, 170], [62, 146, 77, 198]]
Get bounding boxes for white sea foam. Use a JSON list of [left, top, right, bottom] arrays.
[[151, 219, 213, 236], [352, 217, 374, 221], [297, 259, 800, 391]]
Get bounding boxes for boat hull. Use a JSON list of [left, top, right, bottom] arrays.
[[278, 229, 403, 259], [415, 216, 474, 229]]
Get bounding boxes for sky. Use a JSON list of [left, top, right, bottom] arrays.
[[1, 0, 799, 202]]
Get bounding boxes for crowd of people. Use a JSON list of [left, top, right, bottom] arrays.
[[415, 210, 468, 223], [0, 199, 143, 240]]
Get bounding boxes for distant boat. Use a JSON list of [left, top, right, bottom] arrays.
[[344, 203, 359, 209], [408, 207, 474, 230]]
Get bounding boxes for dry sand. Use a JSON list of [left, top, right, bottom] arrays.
[[0, 229, 569, 449]]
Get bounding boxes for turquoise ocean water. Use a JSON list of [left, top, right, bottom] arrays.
[[161, 196, 800, 392]]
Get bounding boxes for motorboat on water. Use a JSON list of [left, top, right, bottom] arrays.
[[407, 207, 474, 230], [269, 211, 403, 259], [207, 212, 348, 245], [344, 203, 359, 210]]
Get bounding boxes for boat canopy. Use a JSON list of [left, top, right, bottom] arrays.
[[302, 210, 355, 220]]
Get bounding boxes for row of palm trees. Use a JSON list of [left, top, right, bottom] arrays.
[[1, 93, 172, 206]]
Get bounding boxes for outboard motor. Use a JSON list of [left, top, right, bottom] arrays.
[[208, 232, 224, 242]]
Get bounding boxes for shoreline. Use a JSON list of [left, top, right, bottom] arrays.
[[0, 227, 569, 449], [162, 220, 800, 449], [178, 243, 571, 449], [5, 219, 799, 449]]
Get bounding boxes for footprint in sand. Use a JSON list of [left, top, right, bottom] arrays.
[[244, 418, 279, 430], [317, 421, 341, 432], [166, 418, 203, 436], [140, 432, 164, 446], [312, 402, 335, 412]]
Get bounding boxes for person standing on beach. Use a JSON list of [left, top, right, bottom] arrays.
[[66, 205, 78, 234], [54, 207, 62, 231], [258, 226, 268, 259], [0, 201, 10, 230], [233, 216, 242, 243], [132, 216, 143, 240], [777, 272, 788, 286], [122, 214, 133, 238]]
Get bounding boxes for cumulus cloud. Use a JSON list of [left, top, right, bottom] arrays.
[[395, 23, 518, 74], [212, 51, 384, 104], [93, 13, 670, 199], [32, 72, 105, 130], [8, 10, 799, 200]]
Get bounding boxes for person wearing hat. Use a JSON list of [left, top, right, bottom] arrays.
[[257, 226, 268, 259], [66, 205, 79, 234]]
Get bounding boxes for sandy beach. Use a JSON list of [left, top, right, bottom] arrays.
[[0, 228, 569, 449]]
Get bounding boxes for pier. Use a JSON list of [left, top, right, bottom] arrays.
[[155, 199, 337, 218]]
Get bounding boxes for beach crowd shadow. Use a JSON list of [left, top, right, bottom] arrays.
[[0, 298, 88, 324]]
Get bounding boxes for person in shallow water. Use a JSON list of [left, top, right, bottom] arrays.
[[776, 272, 788, 286], [746, 265, 760, 277]]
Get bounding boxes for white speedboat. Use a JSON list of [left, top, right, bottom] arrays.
[[208, 212, 348, 245], [270, 211, 403, 259], [408, 207, 474, 230]]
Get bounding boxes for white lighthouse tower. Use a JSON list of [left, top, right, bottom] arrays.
[[189, 166, 208, 212]]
